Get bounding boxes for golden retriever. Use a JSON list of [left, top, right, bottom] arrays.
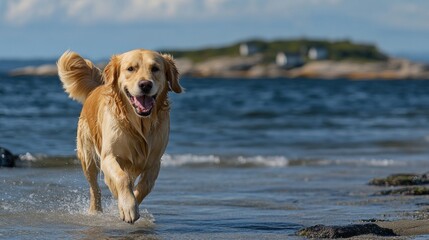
[[57, 49, 182, 223]]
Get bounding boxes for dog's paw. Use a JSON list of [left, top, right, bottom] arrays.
[[118, 195, 140, 224], [88, 208, 102, 215]]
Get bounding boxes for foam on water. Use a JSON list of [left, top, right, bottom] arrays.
[[161, 154, 290, 167], [161, 154, 221, 167], [19, 152, 38, 161], [161, 154, 407, 168], [311, 158, 408, 167], [15, 153, 409, 169], [236, 155, 290, 167]]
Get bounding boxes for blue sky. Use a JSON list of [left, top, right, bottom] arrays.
[[1, 0, 429, 59]]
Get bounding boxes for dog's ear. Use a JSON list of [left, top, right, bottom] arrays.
[[103, 55, 120, 86], [162, 54, 183, 93]]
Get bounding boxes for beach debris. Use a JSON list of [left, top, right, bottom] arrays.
[[369, 173, 429, 186], [297, 223, 396, 238]]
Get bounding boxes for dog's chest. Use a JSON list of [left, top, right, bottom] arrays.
[[123, 120, 169, 169]]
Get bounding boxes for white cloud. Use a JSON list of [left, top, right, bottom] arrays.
[[378, 2, 429, 30], [7, 0, 428, 32], [2, 0, 344, 25], [3, 0, 225, 25], [116, 0, 194, 21], [4, 0, 55, 25]]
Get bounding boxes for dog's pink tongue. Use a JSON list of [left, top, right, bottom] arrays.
[[133, 96, 154, 112]]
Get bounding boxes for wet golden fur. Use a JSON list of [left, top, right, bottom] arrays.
[[57, 49, 182, 223]]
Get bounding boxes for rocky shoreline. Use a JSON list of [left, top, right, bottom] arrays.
[[298, 172, 429, 239], [8, 55, 429, 80]]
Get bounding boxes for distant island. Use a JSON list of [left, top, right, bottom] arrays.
[[8, 38, 429, 80], [166, 38, 388, 63]]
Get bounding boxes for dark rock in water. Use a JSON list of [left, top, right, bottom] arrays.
[[0, 147, 17, 168], [297, 223, 396, 238], [369, 173, 429, 186], [377, 186, 429, 196], [370, 173, 429, 196]]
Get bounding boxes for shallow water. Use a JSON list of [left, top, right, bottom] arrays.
[[2, 160, 429, 239], [1, 65, 429, 239]]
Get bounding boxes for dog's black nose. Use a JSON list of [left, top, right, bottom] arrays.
[[138, 80, 153, 93]]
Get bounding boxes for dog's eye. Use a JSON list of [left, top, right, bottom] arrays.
[[151, 66, 160, 73], [127, 66, 135, 72]]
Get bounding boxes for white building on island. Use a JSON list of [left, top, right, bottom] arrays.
[[276, 52, 304, 69], [308, 47, 328, 60], [239, 43, 259, 56]]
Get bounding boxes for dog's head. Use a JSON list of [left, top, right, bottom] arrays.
[[103, 49, 182, 117]]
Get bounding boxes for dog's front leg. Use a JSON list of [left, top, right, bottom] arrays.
[[102, 155, 140, 223], [134, 160, 161, 204]]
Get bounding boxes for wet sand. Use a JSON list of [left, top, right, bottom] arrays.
[[378, 219, 429, 237]]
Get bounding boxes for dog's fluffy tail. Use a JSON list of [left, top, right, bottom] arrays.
[[57, 51, 103, 103]]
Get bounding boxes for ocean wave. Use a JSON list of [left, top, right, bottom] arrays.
[[161, 154, 407, 168], [161, 154, 221, 167], [161, 154, 290, 167], [16, 152, 407, 168], [16, 153, 80, 168], [327, 159, 407, 167]]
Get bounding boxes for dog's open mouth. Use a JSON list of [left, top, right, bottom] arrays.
[[125, 88, 156, 117]]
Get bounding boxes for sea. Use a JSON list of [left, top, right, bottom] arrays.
[[1, 60, 429, 239]]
